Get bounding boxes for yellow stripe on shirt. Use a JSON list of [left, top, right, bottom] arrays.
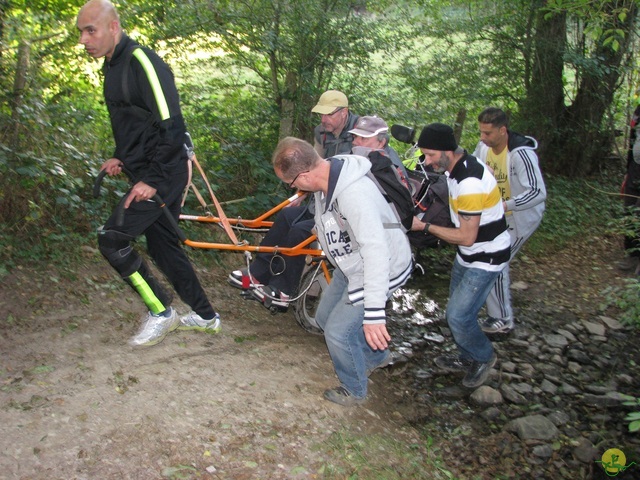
[[451, 184, 502, 216]]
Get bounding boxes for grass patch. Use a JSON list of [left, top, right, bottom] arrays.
[[314, 429, 458, 479], [0, 229, 95, 279], [601, 279, 640, 328]]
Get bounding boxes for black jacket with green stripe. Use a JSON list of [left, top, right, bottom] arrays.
[[102, 34, 188, 191]]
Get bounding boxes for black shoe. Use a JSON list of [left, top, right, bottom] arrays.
[[617, 255, 639, 272], [434, 354, 472, 373], [249, 284, 290, 312], [462, 352, 497, 388]]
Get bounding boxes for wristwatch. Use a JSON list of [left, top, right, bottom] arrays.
[[423, 222, 431, 233]]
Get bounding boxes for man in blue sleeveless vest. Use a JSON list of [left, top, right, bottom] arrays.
[[77, 0, 220, 346]]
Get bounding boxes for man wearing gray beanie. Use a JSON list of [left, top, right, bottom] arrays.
[[413, 123, 511, 388]]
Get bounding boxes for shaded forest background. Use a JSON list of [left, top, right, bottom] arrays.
[[1, 0, 640, 270]]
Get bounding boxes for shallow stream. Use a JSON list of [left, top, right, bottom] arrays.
[[386, 260, 452, 364]]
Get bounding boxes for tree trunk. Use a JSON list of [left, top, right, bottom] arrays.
[[453, 108, 466, 144], [0, 0, 7, 114], [10, 40, 30, 148], [0, 0, 7, 66], [520, 3, 566, 174], [279, 71, 297, 139], [561, 1, 638, 175], [523, 0, 638, 176]]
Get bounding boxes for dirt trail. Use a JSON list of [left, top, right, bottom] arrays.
[[1, 234, 639, 479], [0, 255, 418, 480]]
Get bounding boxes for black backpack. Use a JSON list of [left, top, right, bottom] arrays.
[[406, 169, 453, 248], [365, 150, 415, 232]]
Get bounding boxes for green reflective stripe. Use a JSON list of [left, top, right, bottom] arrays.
[[132, 49, 170, 120], [128, 271, 165, 314]]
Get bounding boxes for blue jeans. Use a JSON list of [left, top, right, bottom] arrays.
[[447, 259, 502, 363], [315, 269, 389, 398]]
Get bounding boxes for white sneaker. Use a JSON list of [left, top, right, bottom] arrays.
[[178, 312, 221, 334], [129, 307, 179, 347]]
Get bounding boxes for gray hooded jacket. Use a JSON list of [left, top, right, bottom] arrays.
[[473, 132, 546, 239], [313, 155, 413, 325]]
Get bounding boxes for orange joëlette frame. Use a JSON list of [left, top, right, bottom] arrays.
[[178, 151, 325, 259]]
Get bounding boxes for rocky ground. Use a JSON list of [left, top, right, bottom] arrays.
[[0, 232, 639, 480], [388, 235, 640, 480]]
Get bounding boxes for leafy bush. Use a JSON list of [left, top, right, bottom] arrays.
[[601, 280, 640, 328], [599, 194, 640, 328], [526, 172, 624, 255], [0, 92, 114, 274], [180, 73, 289, 218], [621, 394, 640, 433], [616, 205, 640, 256]]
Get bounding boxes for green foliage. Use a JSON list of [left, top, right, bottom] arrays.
[[599, 199, 640, 328], [179, 74, 288, 216], [544, 0, 636, 51], [0, 142, 104, 271], [621, 393, 640, 433], [396, 0, 534, 140], [0, 93, 113, 275], [160, 0, 418, 140], [601, 280, 640, 328], [316, 429, 457, 479], [526, 172, 623, 254]]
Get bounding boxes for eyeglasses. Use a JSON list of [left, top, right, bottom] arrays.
[[322, 107, 344, 117], [288, 170, 309, 188]]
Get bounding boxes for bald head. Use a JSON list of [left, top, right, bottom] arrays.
[[77, 0, 122, 60], [79, 0, 119, 22]]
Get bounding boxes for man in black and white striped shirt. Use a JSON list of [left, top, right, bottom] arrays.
[[413, 122, 510, 389]]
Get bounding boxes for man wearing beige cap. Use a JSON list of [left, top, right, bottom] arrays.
[[312, 90, 359, 157]]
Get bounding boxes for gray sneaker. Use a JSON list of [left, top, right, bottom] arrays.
[[323, 386, 367, 407], [462, 352, 498, 388], [129, 307, 179, 347], [178, 312, 221, 334], [479, 316, 514, 333], [366, 351, 408, 376]]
